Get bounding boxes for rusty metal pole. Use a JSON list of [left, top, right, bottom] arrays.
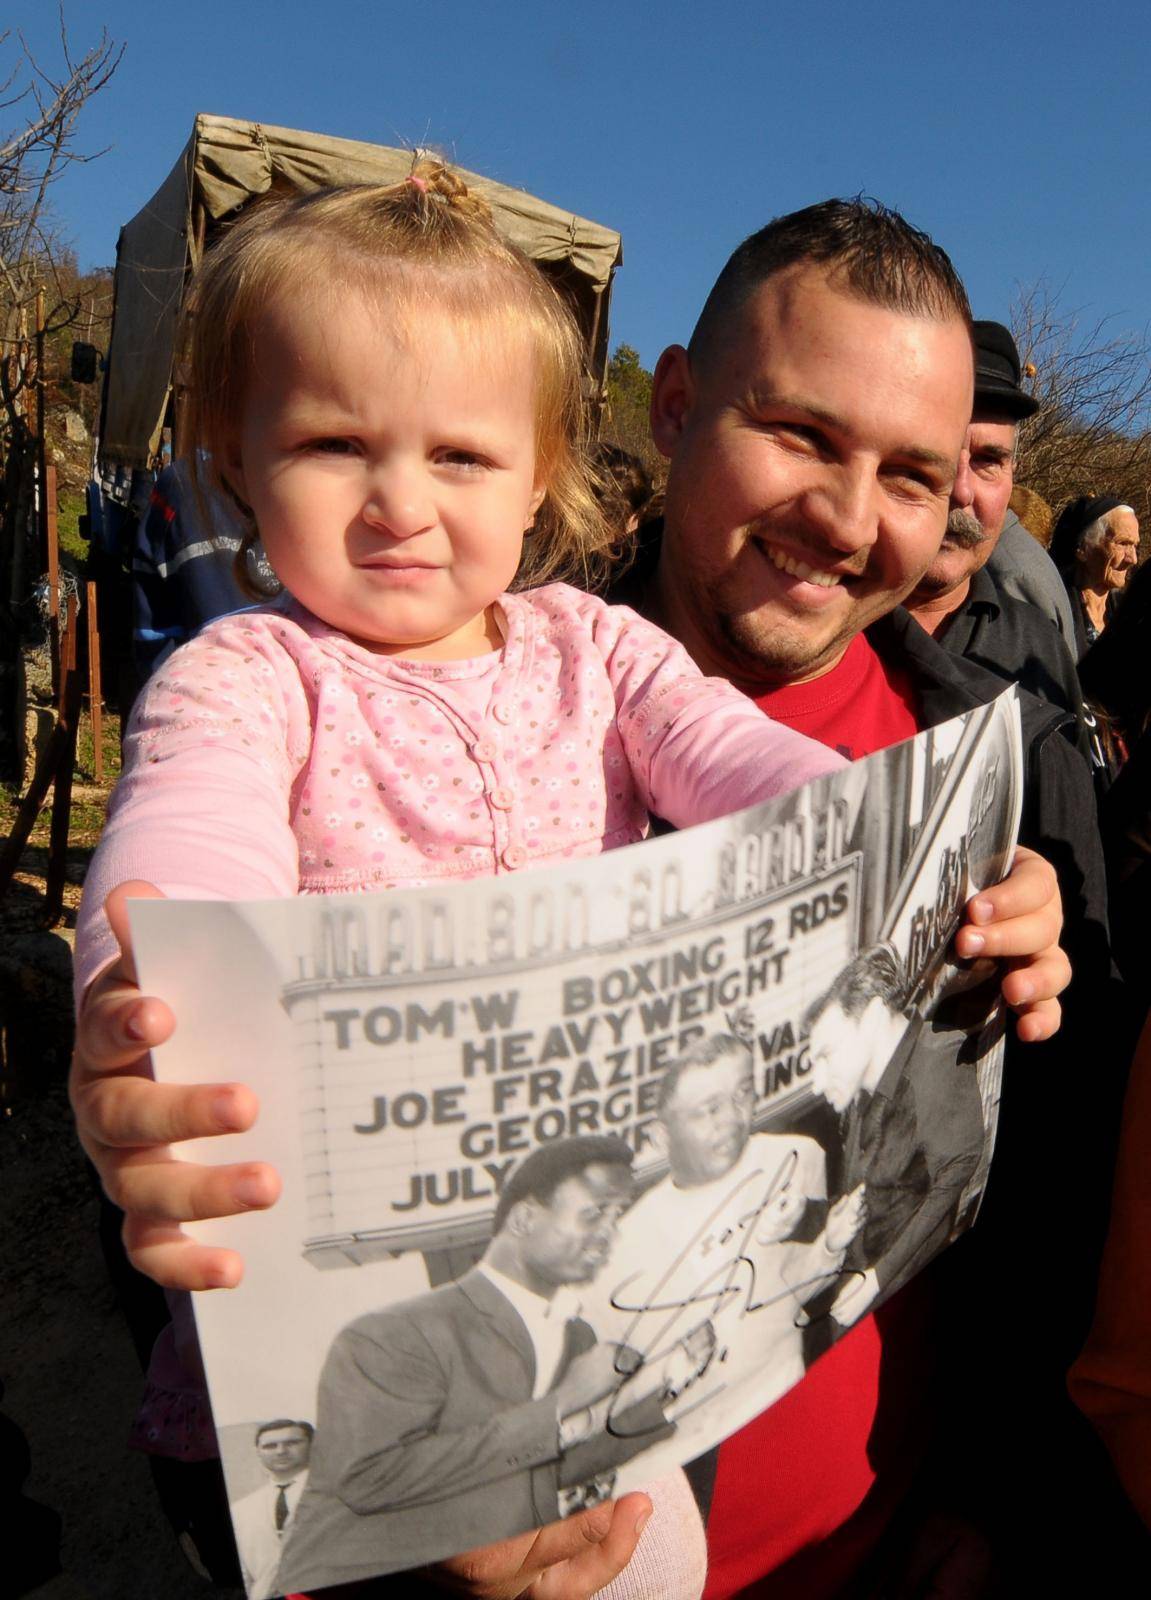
[[35, 287, 48, 562], [45, 465, 61, 703], [44, 588, 82, 926], [86, 579, 103, 782], [36, 292, 61, 703]]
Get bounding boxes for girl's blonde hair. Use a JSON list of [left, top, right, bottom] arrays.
[[179, 158, 620, 594]]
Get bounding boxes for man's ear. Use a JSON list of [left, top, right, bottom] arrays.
[[650, 345, 695, 460], [506, 1198, 536, 1238]]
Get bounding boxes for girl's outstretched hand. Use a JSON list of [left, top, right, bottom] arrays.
[[953, 844, 1070, 1043], [69, 881, 281, 1289]]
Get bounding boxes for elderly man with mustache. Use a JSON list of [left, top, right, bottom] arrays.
[[904, 320, 1085, 726]]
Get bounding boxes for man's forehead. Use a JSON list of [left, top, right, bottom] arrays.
[[732, 262, 968, 357], [261, 1428, 306, 1445], [709, 266, 972, 439], [670, 1055, 753, 1106], [812, 1000, 851, 1034], [553, 1162, 632, 1205], [967, 413, 1017, 456]]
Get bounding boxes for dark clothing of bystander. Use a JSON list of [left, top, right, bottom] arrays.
[[934, 565, 1083, 725], [131, 460, 278, 696], [985, 510, 1075, 642], [1097, 727, 1151, 988]]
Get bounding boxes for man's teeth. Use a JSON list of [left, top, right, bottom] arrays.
[[766, 546, 842, 587]]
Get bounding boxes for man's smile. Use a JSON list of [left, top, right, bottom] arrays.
[[746, 533, 870, 609], [763, 544, 845, 588]]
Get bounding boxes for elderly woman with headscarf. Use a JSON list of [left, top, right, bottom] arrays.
[[1049, 495, 1141, 658]]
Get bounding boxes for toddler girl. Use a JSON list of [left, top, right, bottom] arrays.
[[76, 162, 845, 1597]]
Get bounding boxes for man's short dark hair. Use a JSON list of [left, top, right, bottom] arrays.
[[656, 1032, 753, 1116], [805, 943, 908, 1031], [492, 1135, 634, 1234], [688, 198, 972, 373], [255, 1418, 315, 1446]]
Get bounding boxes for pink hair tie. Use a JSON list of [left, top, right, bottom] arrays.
[[408, 175, 429, 193]]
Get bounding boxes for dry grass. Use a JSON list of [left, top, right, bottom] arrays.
[[1, 697, 120, 1113], [0, 701, 120, 924]]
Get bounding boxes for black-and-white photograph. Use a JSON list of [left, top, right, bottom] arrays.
[[131, 692, 1021, 1597]]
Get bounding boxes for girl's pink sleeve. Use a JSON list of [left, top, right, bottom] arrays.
[[74, 626, 307, 1002], [594, 602, 847, 824]]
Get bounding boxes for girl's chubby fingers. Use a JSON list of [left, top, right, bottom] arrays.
[[77, 983, 175, 1070], [73, 1067, 273, 1231], [70, 879, 282, 1289], [99, 1145, 280, 1226], [75, 1072, 258, 1154], [122, 1214, 248, 1292], [70, 880, 172, 1107]]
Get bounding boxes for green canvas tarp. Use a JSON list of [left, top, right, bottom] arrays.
[[100, 114, 623, 469]]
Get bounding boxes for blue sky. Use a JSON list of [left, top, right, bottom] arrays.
[[11, 0, 1151, 370]]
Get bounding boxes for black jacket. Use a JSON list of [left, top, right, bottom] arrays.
[[874, 607, 1109, 987], [877, 610, 1139, 1571], [874, 607, 1123, 1315], [1098, 726, 1151, 986], [935, 564, 1088, 730]]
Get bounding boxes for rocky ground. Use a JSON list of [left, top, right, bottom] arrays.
[[1, 684, 237, 1600]]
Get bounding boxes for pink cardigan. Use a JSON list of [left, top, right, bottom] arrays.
[[77, 584, 843, 995]]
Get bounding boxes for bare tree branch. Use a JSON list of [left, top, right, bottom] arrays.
[[1011, 281, 1151, 538], [0, 12, 122, 628]]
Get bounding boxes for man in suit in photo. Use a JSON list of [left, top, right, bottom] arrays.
[[230, 1418, 313, 1599], [277, 1135, 708, 1593]]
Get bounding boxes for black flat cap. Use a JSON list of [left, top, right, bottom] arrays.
[[973, 320, 1040, 419]]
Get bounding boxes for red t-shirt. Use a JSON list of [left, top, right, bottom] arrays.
[[702, 631, 923, 1600], [752, 630, 919, 761]]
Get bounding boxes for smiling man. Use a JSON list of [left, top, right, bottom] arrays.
[[647, 228, 973, 699], [609, 199, 1117, 1597]]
